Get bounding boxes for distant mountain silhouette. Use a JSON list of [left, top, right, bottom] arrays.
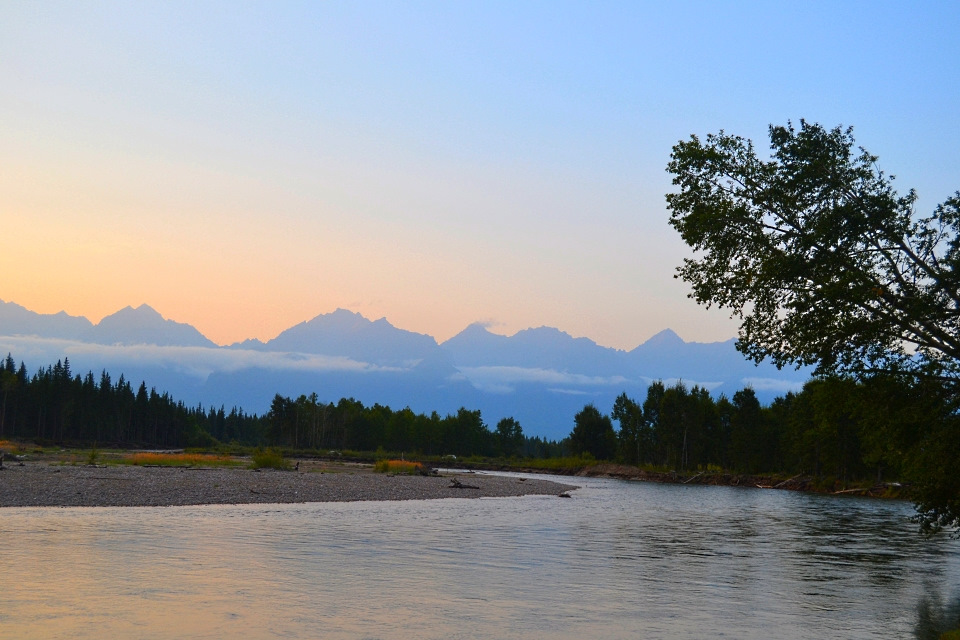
[[0, 299, 93, 339], [637, 328, 685, 349], [627, 330, 769, 384], [0, 300, 811, 439], [260, 308, 441, 365], [83, 304, 216, 348], [229, 338, 267, 349], [442, 324, 625, 376], [439, 322, 512, 365]]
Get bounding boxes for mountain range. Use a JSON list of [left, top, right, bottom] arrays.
[[0, 299, 811, 440]]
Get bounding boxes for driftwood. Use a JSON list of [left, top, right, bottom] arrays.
[[0, 450, 24, 468], [774, 474, 803, 489], [682, 471, 705, 484], [448, 477, 479, 490], [833, 487, 872, 495]]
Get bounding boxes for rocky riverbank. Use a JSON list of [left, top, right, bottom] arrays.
[[0, 461, 578, 507]]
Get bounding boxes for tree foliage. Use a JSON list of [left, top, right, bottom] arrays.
[[0, 353, 556, 460], [495, 417, 525, 457], [667, 120, 960, 385], [667, 121, 960, 534], [569, 404, 616, 460]]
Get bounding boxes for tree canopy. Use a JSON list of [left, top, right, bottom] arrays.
[[569, 404, 616, 461], [667, 121, 960, 534], [666, 120, 960, 386]]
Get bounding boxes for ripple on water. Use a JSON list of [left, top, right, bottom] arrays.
[[1, 475, 958, 640]]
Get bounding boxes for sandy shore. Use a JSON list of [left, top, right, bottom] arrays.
[[0, 461, 578, 507]]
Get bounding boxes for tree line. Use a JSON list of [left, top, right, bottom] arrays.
[[3, 352, 954, 511], [568, 376, 956, 489], [0, 353, 563, 458], [265, 393, 560, 458], [0, 355, 266, 448]]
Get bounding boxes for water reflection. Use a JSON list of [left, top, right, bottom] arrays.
[[1, 475, 958, 639], [915, 588, 960, 640]]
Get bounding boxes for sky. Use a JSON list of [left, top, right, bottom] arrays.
[[1, 1, 958, 350]]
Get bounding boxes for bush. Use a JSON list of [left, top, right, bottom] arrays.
[[183, 424, 220, 449], [250, 448, 291, 470]]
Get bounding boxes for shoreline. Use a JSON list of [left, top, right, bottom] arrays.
[[572, 463, 906, 498], [0, 461, 578, 508], [447, 461, 909, 500]]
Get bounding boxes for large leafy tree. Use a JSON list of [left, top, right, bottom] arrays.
[[666, 121, 960, 534], [666, 120, 960, 385], [569, 404, 617, 461], [495, 417, 524, 458]]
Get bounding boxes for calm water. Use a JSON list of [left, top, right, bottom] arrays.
[[2, 473, 958, 639]]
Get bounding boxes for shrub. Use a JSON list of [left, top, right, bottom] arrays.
[[250, 448, 291, 470]]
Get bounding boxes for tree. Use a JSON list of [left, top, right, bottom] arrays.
[[612, 393, 644, 465], [667, 120, 960, 386], [659, 382, 692, 470], [642, 380, 666, 464], [444, 408, 491, 457], [495, 417, 524, 458], [729, 388, 762, 472], [667, 120, 960, 534], [1, 370, 18, 436], [569, 404, 616, 461]]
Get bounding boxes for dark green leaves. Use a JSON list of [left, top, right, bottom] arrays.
[[667, 121, 960, 385]]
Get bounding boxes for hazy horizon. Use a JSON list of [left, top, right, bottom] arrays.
[[0, 295, 809, 437], [2, 2, 957, 350], [0, 297, 711, 350]]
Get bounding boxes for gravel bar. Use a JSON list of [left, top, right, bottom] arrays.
[[0, 462, 579, 507]]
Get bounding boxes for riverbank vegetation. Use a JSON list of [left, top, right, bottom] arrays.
[[0, 351, 954, 533], [249, 447, 292, 470], [373, 459, 423, 474], [124, 452, 240, 468]]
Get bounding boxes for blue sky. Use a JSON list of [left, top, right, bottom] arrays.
[[1, 1, 957, 348]]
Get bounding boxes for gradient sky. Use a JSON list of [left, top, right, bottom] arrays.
[[2, 1, 958, 349]]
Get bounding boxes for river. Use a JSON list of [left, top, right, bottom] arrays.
[[2, 473, 958, 639]]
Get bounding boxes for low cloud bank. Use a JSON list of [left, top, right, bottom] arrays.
[[740, 377, 807, 394], [456, 365, 630, 393], [0, 336, 398, 381]]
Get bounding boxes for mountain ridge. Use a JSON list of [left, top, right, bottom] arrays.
[[0, 299, 811, 438], [1, 299, 723, 353], [83, 304, 217, 348]]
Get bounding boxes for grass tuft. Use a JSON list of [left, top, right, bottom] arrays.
[[374, 459, 422, 474], [125, 452, 238, 467], [0, 439, 21, 453]]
